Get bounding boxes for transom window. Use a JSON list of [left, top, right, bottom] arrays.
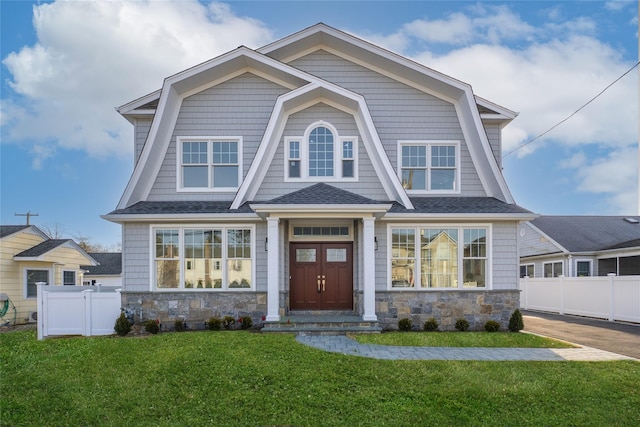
[[178, 137, 242, 191], [285, 121, 358, 181], [154, 226, 253, 290], [398, 141, 459, 192], [390, 226, 488, 289]]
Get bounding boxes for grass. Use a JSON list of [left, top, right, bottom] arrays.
[[2, 330, 639, 426], [353, 331, 575, 348]]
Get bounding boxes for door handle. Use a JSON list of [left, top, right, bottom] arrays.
[[322, 275, 326, 292], [317, 276, 321, 293]]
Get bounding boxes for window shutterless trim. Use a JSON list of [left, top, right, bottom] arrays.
[[176, 136, 243, 192], [149, 224, 255, 291], [397, 140, 461, 194], [23, 268, 51, 299], [386, 223, 491, 290], [284, 121, 358, 182]]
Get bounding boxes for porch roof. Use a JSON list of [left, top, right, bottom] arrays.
[[390, 197, 533, 215]]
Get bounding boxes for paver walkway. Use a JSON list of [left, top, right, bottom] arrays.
[[295, 335, 637, 361]]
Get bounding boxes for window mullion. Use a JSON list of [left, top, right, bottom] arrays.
[[415, 228, 421, 288]]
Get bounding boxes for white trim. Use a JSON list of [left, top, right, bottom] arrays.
[[575, 259, 593, 277], [283, 120, 359, 182], [519, 263, 535, 278], [148, 224, 256, 292], [543, 259, 564, 278], [397, 140, 461, 194], [102, 213, 259, 223], [386, 223, 492, 291], [266, 217, 280, 321], [176, 136, 243, 192]]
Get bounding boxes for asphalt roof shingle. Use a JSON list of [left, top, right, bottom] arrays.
[[531, 216, 640, 252], [0, 225, 30, 239], [14, 239, 71, 258], [258, 183, 387, 205], [81, 253, 122, 276], [391, 197, 533, 214]]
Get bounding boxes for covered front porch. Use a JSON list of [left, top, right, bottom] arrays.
[[250, 185, 392, 323]]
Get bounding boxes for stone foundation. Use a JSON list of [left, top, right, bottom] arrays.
[[374, 290, 520, 331], [121, 292, 267, 331]]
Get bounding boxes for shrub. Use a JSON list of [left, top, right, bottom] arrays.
[[239, 316, 253, 330], [509, 309, 525, 332], [223, 316, 236, 330], [144, 319, 160, 334], [423, 317, 439, 332], [174, 319, 186, 332], [207, 317, 222, 331], [114, 311, 132, 336], [484, 320, 500, 332], [398, 318, 412, 331], [454, 318, 470, 332]]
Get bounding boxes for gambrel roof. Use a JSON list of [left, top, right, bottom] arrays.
[[115, 23, 519, 216]]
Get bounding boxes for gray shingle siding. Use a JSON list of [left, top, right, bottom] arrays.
[[147, 72, 290, 202], [256, 103, 389, 200], [290, 50, 486, 197], [122, 223, 150, 292], [492, 222, 518, 290], [135, 118, 152, 167], [483, 122, 502, 169]]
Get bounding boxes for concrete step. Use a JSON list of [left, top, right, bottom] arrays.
[[261, 313, 382, 335]]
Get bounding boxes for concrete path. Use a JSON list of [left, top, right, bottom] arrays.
[[295, 334, 637, 362], [522, 310, 640, 359]]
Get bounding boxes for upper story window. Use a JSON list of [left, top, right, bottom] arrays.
[[178, 137, 242, 191], [285, 121, 358, 182], [398, 141, 459, 193]]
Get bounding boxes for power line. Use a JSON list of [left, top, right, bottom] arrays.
[[503, 60, 640, 158]]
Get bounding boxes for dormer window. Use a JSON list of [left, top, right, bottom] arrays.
[[398, 141, 460, 193], [285, 121, 358, 181], [177, 137, 242, 191]]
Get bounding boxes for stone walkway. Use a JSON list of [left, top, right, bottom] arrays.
[[295, 335, 637, 361]]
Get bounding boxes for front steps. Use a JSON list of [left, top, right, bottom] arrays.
[[261, 311, 382, 335]]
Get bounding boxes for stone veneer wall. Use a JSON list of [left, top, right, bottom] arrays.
[[121, 292, 267, 331], [375, 290, 520, 331]]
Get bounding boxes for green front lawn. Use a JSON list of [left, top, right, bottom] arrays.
[[2, 330, 638, 426], [353, 331, 574, 348]]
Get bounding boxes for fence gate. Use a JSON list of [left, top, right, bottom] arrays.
[[37, 285, 122, 340]]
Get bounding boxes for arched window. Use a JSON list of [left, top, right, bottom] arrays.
[[308, 126, 334, 177], [285, 121, 358, 181]]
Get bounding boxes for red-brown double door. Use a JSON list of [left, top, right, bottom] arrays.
[[289, 242, 353, 310]]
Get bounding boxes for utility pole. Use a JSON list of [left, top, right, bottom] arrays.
[[15, 211, 39, 225]]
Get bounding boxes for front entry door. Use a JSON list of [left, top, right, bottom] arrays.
[[290, 243, 353, 310]]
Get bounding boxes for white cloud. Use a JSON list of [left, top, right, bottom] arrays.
[[574, 146, 639, 214], [2, 0, 273, 166]]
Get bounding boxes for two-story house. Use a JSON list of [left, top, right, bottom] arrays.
[[104, 24, 534, 330]]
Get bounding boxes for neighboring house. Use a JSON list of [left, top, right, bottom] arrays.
[[519, 216, 640, 278], [0, 225, 97, 324], [81, 253, 123, 287], [103, 23, 534, 330]]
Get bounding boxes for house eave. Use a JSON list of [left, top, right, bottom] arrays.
[[383, 212, 538, 221], [101, 213, 260, 224], [250, 203, 393, 218]]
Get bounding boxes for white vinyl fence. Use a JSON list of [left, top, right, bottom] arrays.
[[520, 275, 640, 323], [37, 284, 122, 340]]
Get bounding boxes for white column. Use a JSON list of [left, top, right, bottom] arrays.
[[362, 217, 378, 321], [266, 217, 280, 321]]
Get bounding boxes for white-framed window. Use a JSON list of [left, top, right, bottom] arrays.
[[576, 260, 592, 277], [543, 261, 563, 278], [389, 225, 490, 289], [398, 141, 460, 193], [152, 225, 254, 291], [520, 264, 534, 278], [177, 137, 242, 191], [285, 121, 358, 181], [63, 270, 76, 286], [24, 269, 49, 299]]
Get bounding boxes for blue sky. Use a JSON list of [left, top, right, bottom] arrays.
[[1, 0, 638, 250]]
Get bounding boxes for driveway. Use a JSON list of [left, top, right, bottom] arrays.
[[522, 310, 640, 359]]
